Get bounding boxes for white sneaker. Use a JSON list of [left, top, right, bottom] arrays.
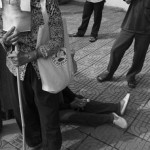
[[120, 93, 130, 115], [112, 113, 128, 129]]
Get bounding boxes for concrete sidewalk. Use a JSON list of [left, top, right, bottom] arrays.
[[1, 1, 150, 150]]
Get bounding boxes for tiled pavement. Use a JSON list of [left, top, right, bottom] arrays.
[[1, 1, 150, 150]]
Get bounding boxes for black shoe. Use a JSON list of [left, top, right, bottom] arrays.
[[127, 77, 137, 88], [97, 71, 113, 82], [89, 36, 97, 42], [70, 33, 84, 37]]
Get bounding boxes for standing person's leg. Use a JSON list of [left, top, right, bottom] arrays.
[[0, 99, 2, 132], [126, 34, 150, 83], [29, 64, 62, 150], [9, 66, 42, 147], [90, 1, 105, 42], [77, 1, 94, 36], [9, 63, 62, 150], [97, 30, 134, 82]]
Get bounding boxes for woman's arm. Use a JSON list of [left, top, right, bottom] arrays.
[[37, 0, 64, 58]]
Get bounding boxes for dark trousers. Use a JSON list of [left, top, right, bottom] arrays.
[[9, 63, 62, 150], [107, 30, 150, 80], [77, 0, 105, 37], [60, 100, 119, 127], [0, 100, 2, 132]]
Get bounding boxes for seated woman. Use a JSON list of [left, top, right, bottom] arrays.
[[60, 87, 129, 129]]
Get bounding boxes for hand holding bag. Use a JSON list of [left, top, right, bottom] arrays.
[[36, 0, 75, 93]]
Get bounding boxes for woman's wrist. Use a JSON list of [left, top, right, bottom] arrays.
[[27, 50, 38, 61], [37, 47, 45, 58]]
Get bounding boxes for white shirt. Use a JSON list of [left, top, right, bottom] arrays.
[[87, 0, 104, 3]]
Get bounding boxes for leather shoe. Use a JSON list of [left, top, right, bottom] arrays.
[[127, 77, 137, 88], [70, 33, 84, 37], [97, 71, 113, 82], [89, 36, 97, 42]]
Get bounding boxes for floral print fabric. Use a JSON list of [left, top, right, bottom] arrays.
[[5, 0, 64, 80]]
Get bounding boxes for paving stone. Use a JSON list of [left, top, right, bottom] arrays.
[[124, 116, 135, 127], [135, 102, 150, 124], [0, 140, 9, 149], [91, 125, 124, 146], [61, 126, 87, 150], [127, 120, 150, 142], [94, 94, 111, 103], [97, 88, 129, 104], [69, 80, 86, 93], [70, 37, 90, 51], [142, 141, 150, 150], [73, 72, 93, 85], [70, 125, 95, 135], [115, 132, 149, 150], [74, 40, 114, 61], [77, 42, 113, 65], [0, 142, 17, 150], [60, 4, 83, 15], [75, 136, 114, 150], [136, 75, 150, 90], [124, 102, 141, 119], [127, 91, 150, 105], [77, 86, 101, 100], [0, 120, 20, 142]]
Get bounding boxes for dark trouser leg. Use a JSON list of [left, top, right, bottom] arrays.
[[91, 1, 105, 37], [84, 100, 120, 114], [126, 34, 150, 80], [60, 110, 114, 127], [9, 64, 62, 150], [107, 30, 134, 75], [60, 101, 119, 127], [62, 87, 76, 102], [9, 67, 42, 147], [0, 100, 2, 131], [77, 1, 94, 35], [33, 75, 62, 150]]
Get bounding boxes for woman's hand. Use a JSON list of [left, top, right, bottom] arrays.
[[8, 50, 37, 67], [2, 27, 20, 48], [70, 97, 90, 110]]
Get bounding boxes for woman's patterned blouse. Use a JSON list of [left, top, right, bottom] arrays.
[[5, 0, 64, 80]]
